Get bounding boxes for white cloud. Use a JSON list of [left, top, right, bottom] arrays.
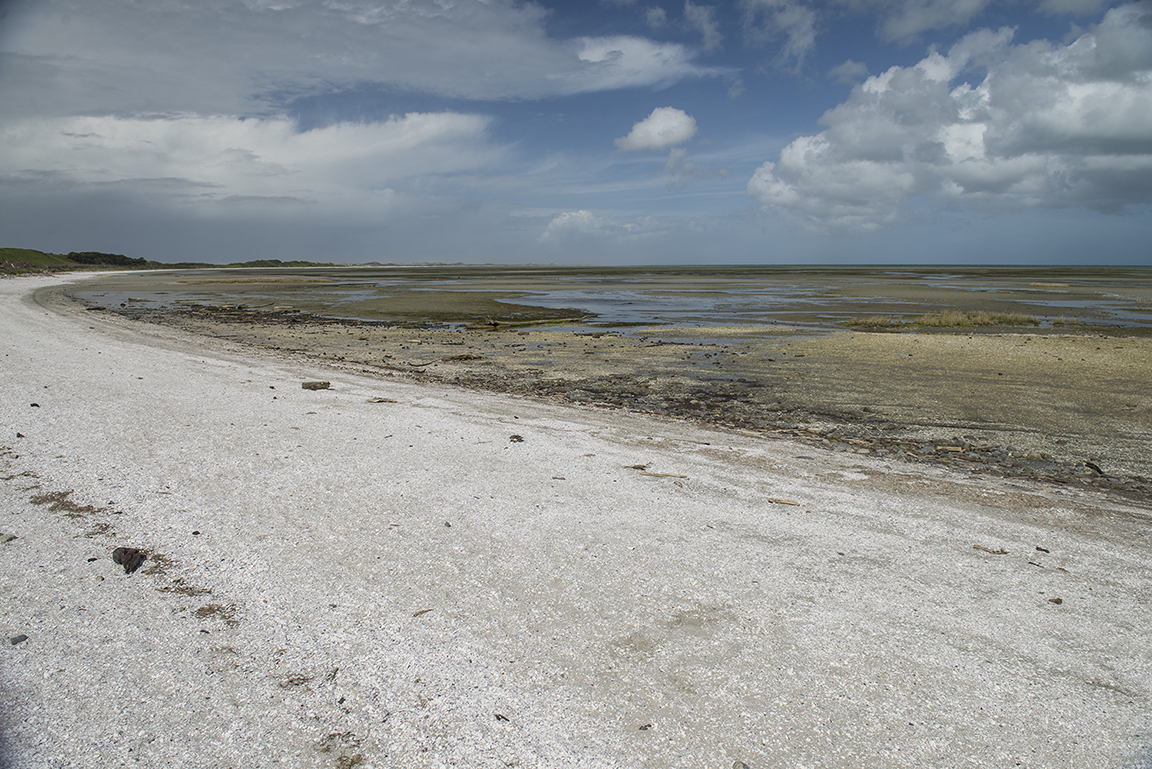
[[877, 0, 995, 43], [615, 107, 699, 151], [747, 3, 1152, 230], [539, 210, 614, 241], [538, 209, 688, 244], [0, 112, 504, 216], [0, 0, 725, 121], [685, 0, 724, 52], [825, 0, 993, 43], [646, 6, 669, 27], [829, 59, 870, 84], [740, 0, 818, 69], [0, 1, 735, 257], [572, 37, 722, 93]]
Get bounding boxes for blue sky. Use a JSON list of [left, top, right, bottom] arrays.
[[1, 0, 1150, 264]]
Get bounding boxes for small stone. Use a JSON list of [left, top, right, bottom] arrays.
[[112, 547, 147, 574], [302, 381, 331, 390]]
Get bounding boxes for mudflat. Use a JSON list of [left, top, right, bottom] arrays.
[[80, 291, 1152, 501]]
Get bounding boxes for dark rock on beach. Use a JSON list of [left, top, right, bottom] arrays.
[[112, 547, 147, 574]]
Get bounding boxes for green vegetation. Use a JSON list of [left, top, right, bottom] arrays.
[[916, 310, 1040, 327], [1, 247, 336, 274], [845, 315, 906, 329], [1, 248, 80, 272], [844, 310, 1041, 330]]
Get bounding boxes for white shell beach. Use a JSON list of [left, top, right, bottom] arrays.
[[2, 273, 1150, 768]]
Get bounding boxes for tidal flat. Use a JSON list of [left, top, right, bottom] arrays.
[[12, 271, 1152, 769], [68, 266, 1152, 498]]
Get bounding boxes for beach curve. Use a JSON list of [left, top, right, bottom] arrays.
[[2, 273, 1151, 768]]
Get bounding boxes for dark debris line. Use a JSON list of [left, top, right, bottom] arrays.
[[98, 302, 1150, 504], [467, 373, 1148, 501]]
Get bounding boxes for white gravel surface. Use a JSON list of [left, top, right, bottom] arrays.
[[2, 273, 1151, 769]]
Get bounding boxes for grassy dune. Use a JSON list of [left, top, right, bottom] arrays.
[[1, 247, 335, 274], [0, 248, 78, 271]]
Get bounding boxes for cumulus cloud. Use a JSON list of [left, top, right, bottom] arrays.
[[747, 3, 1152, 230], [615, 107, 699, 151], [539, 210, 615, 241]]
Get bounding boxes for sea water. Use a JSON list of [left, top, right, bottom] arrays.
[[72, 265, 1152, 333]]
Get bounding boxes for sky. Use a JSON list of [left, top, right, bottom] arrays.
[[1, 0, 1151, 265]]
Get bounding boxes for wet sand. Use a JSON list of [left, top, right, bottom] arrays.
[[78, 293, 1152, 501], [69, 265, 1152, 333]]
